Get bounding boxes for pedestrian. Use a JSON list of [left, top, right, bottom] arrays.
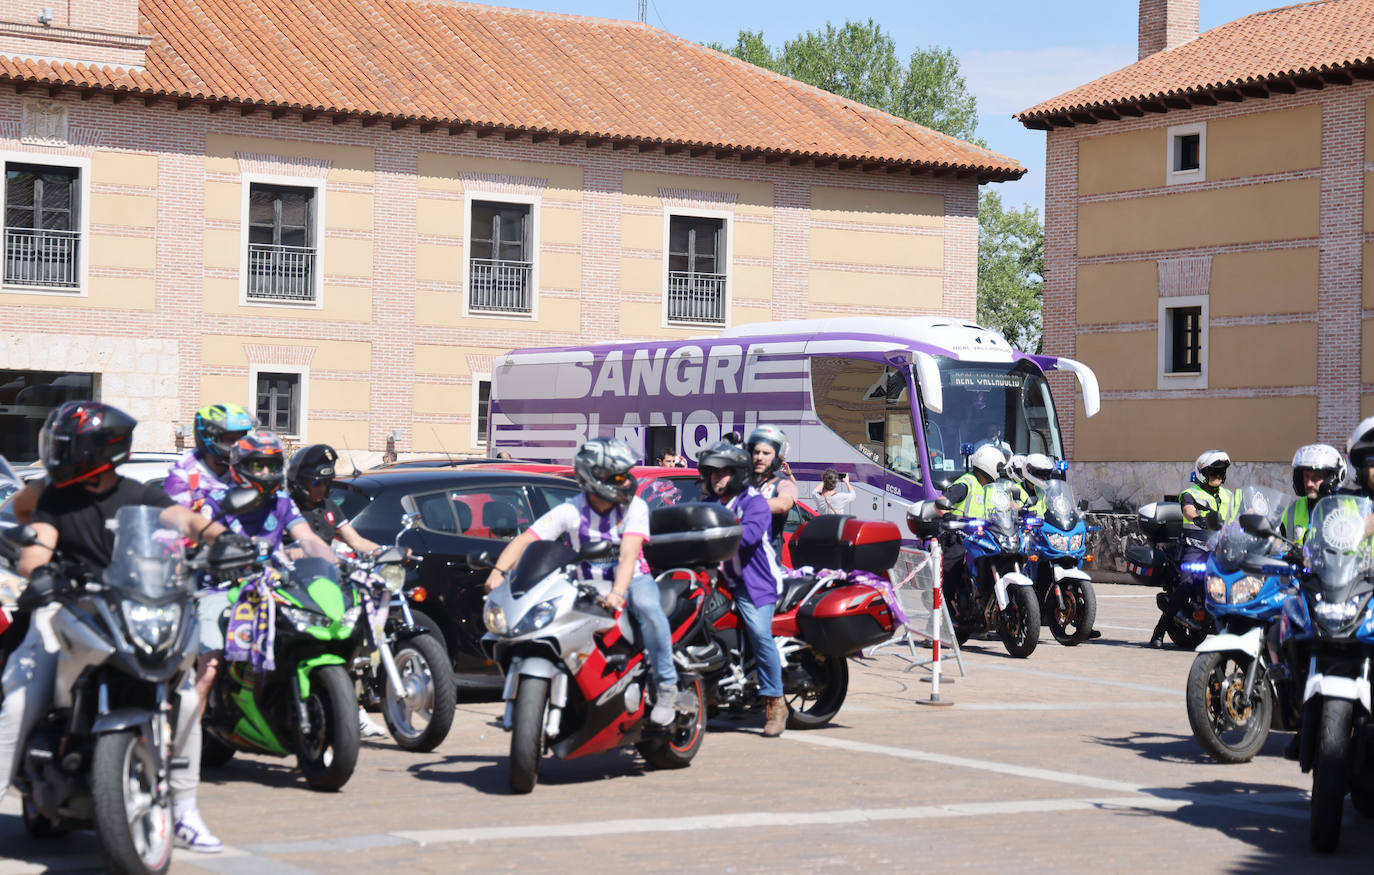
[[811, 467, 854, 515]]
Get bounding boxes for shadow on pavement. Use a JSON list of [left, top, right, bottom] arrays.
[[405, 749, 650, 795], [1092, 729, 1294, 766], [198, 755, 315, 790], [0, 816, 104, 872]]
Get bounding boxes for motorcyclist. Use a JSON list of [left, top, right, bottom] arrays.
[[1346, 417, 1374, 500], [748, 425, 796, 547], [1019, 453, 1059, 515], [165, 403, 255, 513], [0, 401, 234, 853], [699, 440, 787, 738], [1280, 444, 1346, 543], [482, 437, 681, 725], [938, 445, 1007, 601]]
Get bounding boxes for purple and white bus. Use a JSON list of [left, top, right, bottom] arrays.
[[488, 317, 1100, 525]]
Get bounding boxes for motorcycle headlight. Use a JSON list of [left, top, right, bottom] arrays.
[[1206, 576, 1227, 603], [511, 597, 562, 636], [379, 564, 406, 593], [1314, 597, 1362, 627], [484, 602, 508, 635], [340, 605, 364, 630], [1230, 576, 1263, 604], [122, 601, 182, 654], [279, 604, 326, 633], [1069, 533, 1085, 552], [1047, 533, 1070, 552]]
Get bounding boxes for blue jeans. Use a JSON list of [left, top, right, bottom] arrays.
[[626, 574, 678, 689], [736, 595, 783, 698]]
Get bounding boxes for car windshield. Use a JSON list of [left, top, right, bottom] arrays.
[[102, 505, 192, 599], [922, 358, 1063, 479]]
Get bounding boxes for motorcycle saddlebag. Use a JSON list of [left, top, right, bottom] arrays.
[[1124, 545, 1169, 578], [644, 503, 742, 570], [789, 516, 902, 574], [796, 584, 895, 656], [1136, 502, 1184, 542]]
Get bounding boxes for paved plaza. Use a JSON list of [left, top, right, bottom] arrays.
[[3, 583, 1371, 873]]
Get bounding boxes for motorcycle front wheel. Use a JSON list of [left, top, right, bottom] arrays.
[[1310, 696, 1352, 852], [509, 675, 549, 794], [997, 586, 1040, 658], [1047, 579, 1096, 646], [638, 675, 706, 769], [1167, 619, 1209, 651], [784, 648, 849, 729], [91, 730, 174, 875], [1185, 651, 1272, 763], [382, 633, 457, 753], [296, 664, 361, 792]]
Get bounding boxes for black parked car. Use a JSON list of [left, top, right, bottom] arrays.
[[330, 467, 583, 689]]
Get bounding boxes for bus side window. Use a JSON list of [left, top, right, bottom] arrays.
[[810, 356, 920, 485]]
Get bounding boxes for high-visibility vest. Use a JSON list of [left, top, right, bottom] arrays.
[[947, 472, 986, 518], [1280, 497, 1312, 543], [1181, 483, 1238, 522]]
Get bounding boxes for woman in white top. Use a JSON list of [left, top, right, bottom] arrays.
[[812, 467, 855, 515]]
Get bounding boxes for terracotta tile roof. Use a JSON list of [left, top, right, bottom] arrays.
[[0, 0, 1022, 181], [1017, 0, 1374, 126]]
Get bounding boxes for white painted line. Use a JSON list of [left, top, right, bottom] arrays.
[[975, 662, 1181, 696], [1094, 594, 1158, 599], [960, 701, 1177, 711], [1092, 623, 1157, 633]]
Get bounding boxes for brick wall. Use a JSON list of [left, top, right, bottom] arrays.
[[1138, 0, 1199, 60]]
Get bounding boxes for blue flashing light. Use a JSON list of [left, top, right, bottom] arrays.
[[1181, 562, 1209, 573], [1055, 460, 1069, 471], [960, 443, 975, 456]]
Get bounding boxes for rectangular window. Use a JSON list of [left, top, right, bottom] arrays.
[[472, 376, 492, 448], [246, 183, 317, 303], [1174, 134, 1200, 172], [0, 368, 96, 461], [4, 162, 80, 289], [811, 356, 921, 485], [666, 215, 727, 325], [1166, 122, 1206, 185], [1168, 306, 1203, 373], [469, 200, 532, 314], [256, 371, 300, 436]]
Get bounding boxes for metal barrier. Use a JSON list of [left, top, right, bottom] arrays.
[[866, 546, 965, 679]]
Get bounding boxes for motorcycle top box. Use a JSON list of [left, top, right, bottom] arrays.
[[1137, 501, 1184, 541], [787, 515, 902, 574], [644, 503, 742, 570], [796, 584, 896, 656]]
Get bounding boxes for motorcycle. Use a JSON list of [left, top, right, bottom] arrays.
[[477, 502, 735, 794], [1186, 485, 1300, 763], [910, 480, 1040, 658], [688, 512, 900, 728], [199, 511, 364, 791], [344, 513, 455, 752], [1127, 501, 1217, 649], [1245, 495, 1374, 851], [1026, 477, 1098, 646], [3, 506, 199, 875]]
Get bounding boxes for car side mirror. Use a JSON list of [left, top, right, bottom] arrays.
[[578, 540, 614, 561], [466, 550, 496, 570], [944, 482, 968, 504], [1237, 513, 1274, 538]]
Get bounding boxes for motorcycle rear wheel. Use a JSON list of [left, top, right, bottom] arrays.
[[1310, 696, 1352, 853], [784, 649, 848, 729], [1185, 651, 1271, 764], [296, 665, 361, 792], [382, 633, 457, 753], [638, 675, 706, 769], [509, 676, 549, 794], [997, 586, 1040, 658], [1047, 579, 1096, 646], [92, 729, 173, 875]]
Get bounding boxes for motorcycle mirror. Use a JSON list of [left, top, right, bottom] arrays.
[[466, 550, 496, 571], [1237, 512, 1275, 538], [1077, 499, 1090, 513], [375, 546, 405, 564], [578, 540, 614, 562], [221, 487, 267, 517], [934, 496, 954, 513], [906, 500, 943, 539], [400, 511, 422, 530], [0, 524, 38, 549]]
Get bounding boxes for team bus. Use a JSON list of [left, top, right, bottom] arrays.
[[487, 317, 1100, 526]]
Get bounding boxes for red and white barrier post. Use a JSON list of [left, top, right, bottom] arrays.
[[916, 538, 954, 707]]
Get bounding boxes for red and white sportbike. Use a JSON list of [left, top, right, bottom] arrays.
[[477, 503, 740, 794]]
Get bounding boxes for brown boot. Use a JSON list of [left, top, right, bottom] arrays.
[[762, 696, 786, 738]]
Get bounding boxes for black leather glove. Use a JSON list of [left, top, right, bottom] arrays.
[[1206, 511, 1223, 531], [17, 564, 67, 610]]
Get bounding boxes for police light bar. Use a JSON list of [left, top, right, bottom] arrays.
[[960, 443, 975, 455]]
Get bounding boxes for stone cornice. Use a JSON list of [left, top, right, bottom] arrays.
[[0, 19, 151, 52]]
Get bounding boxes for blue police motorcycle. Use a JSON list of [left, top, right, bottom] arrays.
[[1026, 477, 1097, 646], [945, 479, 1041, 658], [1185, 486, 1300, 763]]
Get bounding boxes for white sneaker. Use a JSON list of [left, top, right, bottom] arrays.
[[174, 807, 223, 854], [359, 707, 388, 738], [650, 684, 678, 725]]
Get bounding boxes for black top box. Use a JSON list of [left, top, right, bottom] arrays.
[[644, 502, 741, 570]]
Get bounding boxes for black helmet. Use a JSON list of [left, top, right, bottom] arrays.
[[287, 444, 338, 504], [698, 440, 752, 499], [39, 400, 136, 488], [194, 403, 254, 465], [228, 429, 286, 500]]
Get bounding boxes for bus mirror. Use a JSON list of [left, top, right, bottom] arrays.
[[1055, 357, 1100, 418], [912, 351, 942, 415]]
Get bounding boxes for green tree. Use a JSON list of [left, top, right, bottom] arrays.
[[978, 191, 1044, 352], [776, 21, 901, 115], [893, 46, 980, 145]]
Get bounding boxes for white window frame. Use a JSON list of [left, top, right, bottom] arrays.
[[662, 208, 733, 329], [1157, 294, 1208, 390], [238, 171, 326, 309], [1166, 122, 1206, 186], [0, 150, 91, 297], [461, 191, 540, 320], [471, 372, 492, 450], [249, 363, 309, 441]]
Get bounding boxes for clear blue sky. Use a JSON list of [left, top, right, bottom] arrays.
[[496, 0, 1279, 213]]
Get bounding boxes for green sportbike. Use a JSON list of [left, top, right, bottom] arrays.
[[200, 551, 364, 791]]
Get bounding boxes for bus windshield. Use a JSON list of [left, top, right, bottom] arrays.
[[920, 357, 1063, 478]]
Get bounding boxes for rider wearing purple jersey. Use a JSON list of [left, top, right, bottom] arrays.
[[164, 404, 254, 512]]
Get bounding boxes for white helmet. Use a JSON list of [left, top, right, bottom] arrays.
[[968, 445, 1006, 481], [1347, 416, 1374, 470], [1005, 454, 1027, 483], [1193, 450, 1231, 483], [1023, 453, 1058, 491], [1291, 443, 1346, 497]]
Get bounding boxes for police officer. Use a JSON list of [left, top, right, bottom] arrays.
[[1180, 450, 1238, 528], [1019, 453, 1059, 516], [1281, 444, 1346, 542], [939, 445, 1007, 609]]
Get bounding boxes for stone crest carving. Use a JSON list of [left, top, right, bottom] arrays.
[[21, 99, 68, 147]]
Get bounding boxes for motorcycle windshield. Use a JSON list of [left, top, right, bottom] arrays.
[[1302, 495, 1374, 603], [981, 480, 1018, 533], [101, 505, 191, 599], [1041, 480, 1079, 531], [1211, 485, 1286, 574]]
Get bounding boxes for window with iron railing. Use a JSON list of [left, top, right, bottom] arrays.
[[4, 163, 80, 290], [469, 201, 532, 314], [247, 183, 317, 303], [666, 215, 726, 325]]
